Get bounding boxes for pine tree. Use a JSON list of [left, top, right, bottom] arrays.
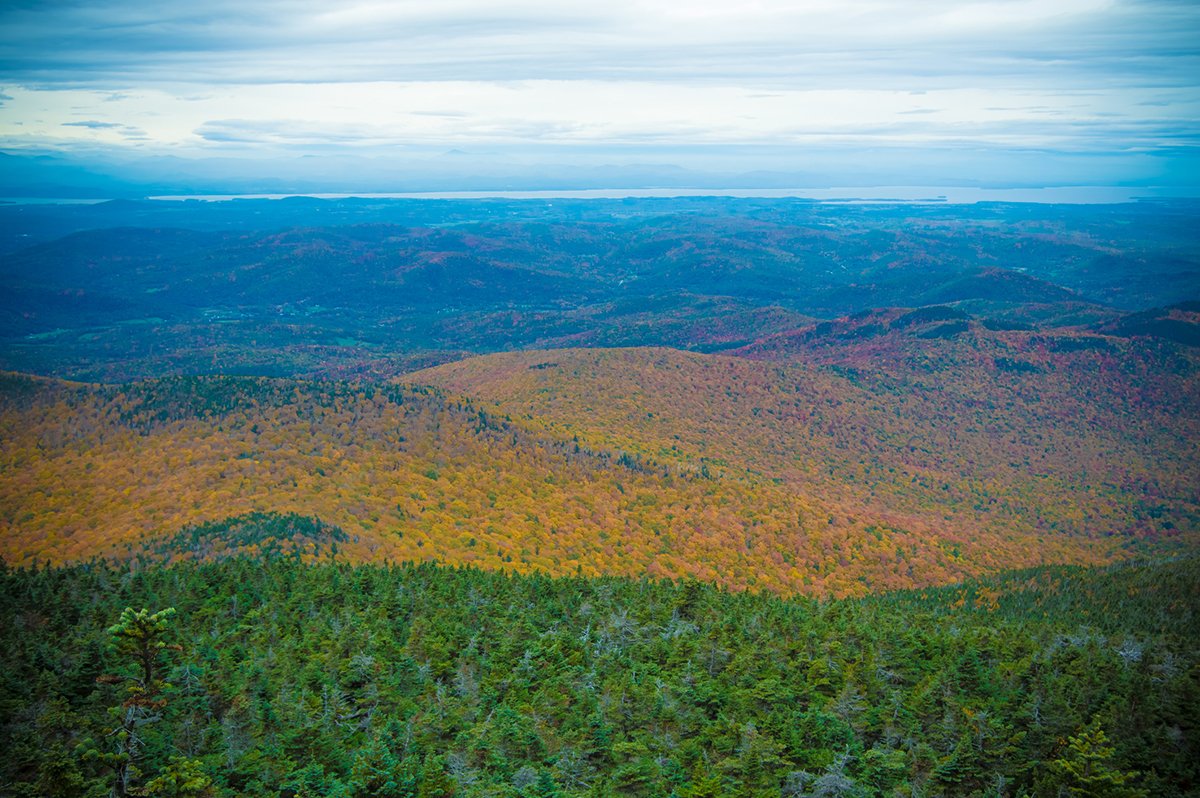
[[82, 607, 178, 798], [1049, 719, 1147, 798], [140, 757, 215, 797]]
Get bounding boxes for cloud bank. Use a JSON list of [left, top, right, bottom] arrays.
[[0, 0, 1196, 188]]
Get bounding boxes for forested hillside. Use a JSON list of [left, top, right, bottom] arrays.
[[11, 322, 1200, 596], [416, 340, 1199, 551], [2, 556, 1196, 797], [2, 197, 1198, 795]]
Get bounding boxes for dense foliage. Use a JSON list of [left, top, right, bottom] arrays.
[[9, 345, 1196, 594], [1, 556, 1197, 797], [2, 197, 1197, 796], [417, 342, 1199, 553]]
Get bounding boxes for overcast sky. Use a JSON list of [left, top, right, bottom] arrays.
[[0, 0, 1197, 187]]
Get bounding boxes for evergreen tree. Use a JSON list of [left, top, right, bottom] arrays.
[[141, 757, 215, 798], [83, 607, 178, 798], [1048, 719, 1148, 798]]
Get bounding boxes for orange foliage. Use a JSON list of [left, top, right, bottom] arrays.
[[6, 334, 1194, 599]]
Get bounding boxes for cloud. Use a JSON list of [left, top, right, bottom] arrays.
[[0, 0, 1195, 187], [62, 120, 122, 129], [0, 0, 1196, 90], [194, 118, 408, 147], [60, 119, 147, 140]]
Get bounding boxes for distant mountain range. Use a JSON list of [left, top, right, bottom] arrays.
[[2, 197, 1198, 382]]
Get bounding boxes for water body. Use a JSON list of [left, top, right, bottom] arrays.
[[146, 185, 1198, 204], [0, 197, 115, 205], [6, 185, 1199, 205]]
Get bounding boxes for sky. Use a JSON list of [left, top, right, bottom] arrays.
[[0, 0, 1197, 190]]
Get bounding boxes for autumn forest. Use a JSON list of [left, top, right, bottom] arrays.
[[1, 196, 1198, 796]]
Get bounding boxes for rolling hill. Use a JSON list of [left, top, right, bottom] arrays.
[[4, 321, 1195, 596], [2, 196, 1199, 796], [1, 197, 1197, 598], [4, 197, 1199, 382], [414, 335, 1199, 548]]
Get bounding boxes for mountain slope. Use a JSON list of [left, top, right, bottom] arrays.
[[3, 555, 1197, 796], [415, 342, 1199, 555], [0, 364, 1153, 596]]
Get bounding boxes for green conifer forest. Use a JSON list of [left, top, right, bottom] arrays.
[[2, 555, 1196, 797]]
